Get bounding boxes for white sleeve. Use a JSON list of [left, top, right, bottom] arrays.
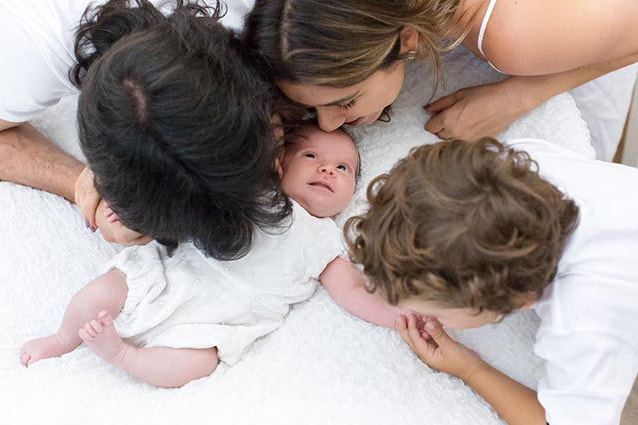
[[0, 6, 78, 123], [535, 331, 638, 425]]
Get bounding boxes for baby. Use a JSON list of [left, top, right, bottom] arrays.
[[20, 125, 400, 387]]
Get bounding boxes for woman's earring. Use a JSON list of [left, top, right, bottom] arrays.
[[406, 50, 417, 60]]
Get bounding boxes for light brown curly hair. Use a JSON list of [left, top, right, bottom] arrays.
[[345, 138, 580, 314]]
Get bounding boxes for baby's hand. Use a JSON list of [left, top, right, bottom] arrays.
[[75, 166, 100, 230], [399, 310, 432, 341], [103, 202, 121, 224], [95, 200, 153, 246], [396, 315, 484, 383]]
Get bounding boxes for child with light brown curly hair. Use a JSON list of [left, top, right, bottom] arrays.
[[345, 137, 638, 425]]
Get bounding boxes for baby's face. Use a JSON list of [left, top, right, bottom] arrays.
[[280, 127, 358, 218]]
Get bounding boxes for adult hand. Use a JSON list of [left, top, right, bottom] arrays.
[[396, 314, 484, 383], [424, 77, 538, 140], [74, 166, 100, 229], [95, 199, 153, 246]]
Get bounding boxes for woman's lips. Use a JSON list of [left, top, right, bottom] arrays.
[[345, 117, 364, 126]]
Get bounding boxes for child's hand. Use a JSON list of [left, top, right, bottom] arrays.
[[396, 315, 484, 383], [398, 310, 432, 341]]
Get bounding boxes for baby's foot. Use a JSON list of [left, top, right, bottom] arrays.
[[78, 311, 127, 365], [20, 333, 78, 367]]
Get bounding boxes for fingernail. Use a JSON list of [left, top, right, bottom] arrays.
[[426, 321, 435, 330], [90, 225, 97, 232]]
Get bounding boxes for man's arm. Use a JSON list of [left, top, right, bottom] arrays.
[[0, 119, 150, 245], [0, 120, 83, 202], [319, 257, 401, 328]]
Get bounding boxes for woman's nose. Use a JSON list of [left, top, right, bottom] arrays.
[[316, 107, 345, 132]]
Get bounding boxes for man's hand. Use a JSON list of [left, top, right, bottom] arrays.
[[95, 199, 153, 246], [74, 166, 101, 229], [396, 315, 484, 383]]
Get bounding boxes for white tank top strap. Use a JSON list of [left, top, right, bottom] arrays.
[[477, 0, 504, 73]]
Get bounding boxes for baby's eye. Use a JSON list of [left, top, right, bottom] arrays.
[[304, 152, 316, 159], [337, 164, 349, 172]]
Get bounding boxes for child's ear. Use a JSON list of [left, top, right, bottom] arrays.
[[275, 156, 284, 178], [516, 292, 539, 310]]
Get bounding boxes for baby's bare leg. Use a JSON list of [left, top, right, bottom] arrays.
[[20, 269, 127, 366], [80, 311, 219, 388]]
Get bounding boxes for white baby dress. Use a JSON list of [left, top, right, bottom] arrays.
[[107, 201, 344, 365]]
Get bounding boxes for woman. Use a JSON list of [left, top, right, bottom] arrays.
[[243, 0, 638, 151]]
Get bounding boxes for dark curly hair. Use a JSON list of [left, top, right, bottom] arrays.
[[345, 138, 580, 315], [73, 0, 291, 260]]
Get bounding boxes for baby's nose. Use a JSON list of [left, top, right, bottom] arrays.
[[319, 164, 335, 175]]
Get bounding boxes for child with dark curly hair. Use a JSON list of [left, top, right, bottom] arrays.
[[346, 137, 638, 425]]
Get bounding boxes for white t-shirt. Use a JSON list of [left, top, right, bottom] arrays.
[[0, 0, 255, 123], [506, 138, 638, 425]]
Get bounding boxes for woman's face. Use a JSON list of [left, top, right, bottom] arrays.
[[278, 61, 406, 132]]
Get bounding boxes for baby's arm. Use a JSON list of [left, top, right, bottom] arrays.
[[320, 257, 401, 328]]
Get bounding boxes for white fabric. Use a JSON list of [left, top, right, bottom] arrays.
[[1, 46, 594, 424], [571, 64, 638, 161], [503, 139, 638, 425], [109, 201, 342, 364], [0, 0, 253, 123]]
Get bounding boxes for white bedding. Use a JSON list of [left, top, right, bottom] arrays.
[[0, 46, 594, 425]]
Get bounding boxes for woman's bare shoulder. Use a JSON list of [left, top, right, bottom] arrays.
[[481, 0, 637, 75]]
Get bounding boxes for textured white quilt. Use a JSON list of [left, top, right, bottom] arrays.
[[0, 46, 594, 425]]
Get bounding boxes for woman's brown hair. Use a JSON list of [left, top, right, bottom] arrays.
[[243, 0, 468, 89], [345, 138, 580, 314]]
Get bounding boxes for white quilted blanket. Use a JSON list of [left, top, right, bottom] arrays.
[[0, 46, 594, 425]]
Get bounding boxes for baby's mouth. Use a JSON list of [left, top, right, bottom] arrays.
[[309, 181, 334, 193]]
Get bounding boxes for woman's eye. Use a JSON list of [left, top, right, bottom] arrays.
[[338, 98, 357, 110]]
